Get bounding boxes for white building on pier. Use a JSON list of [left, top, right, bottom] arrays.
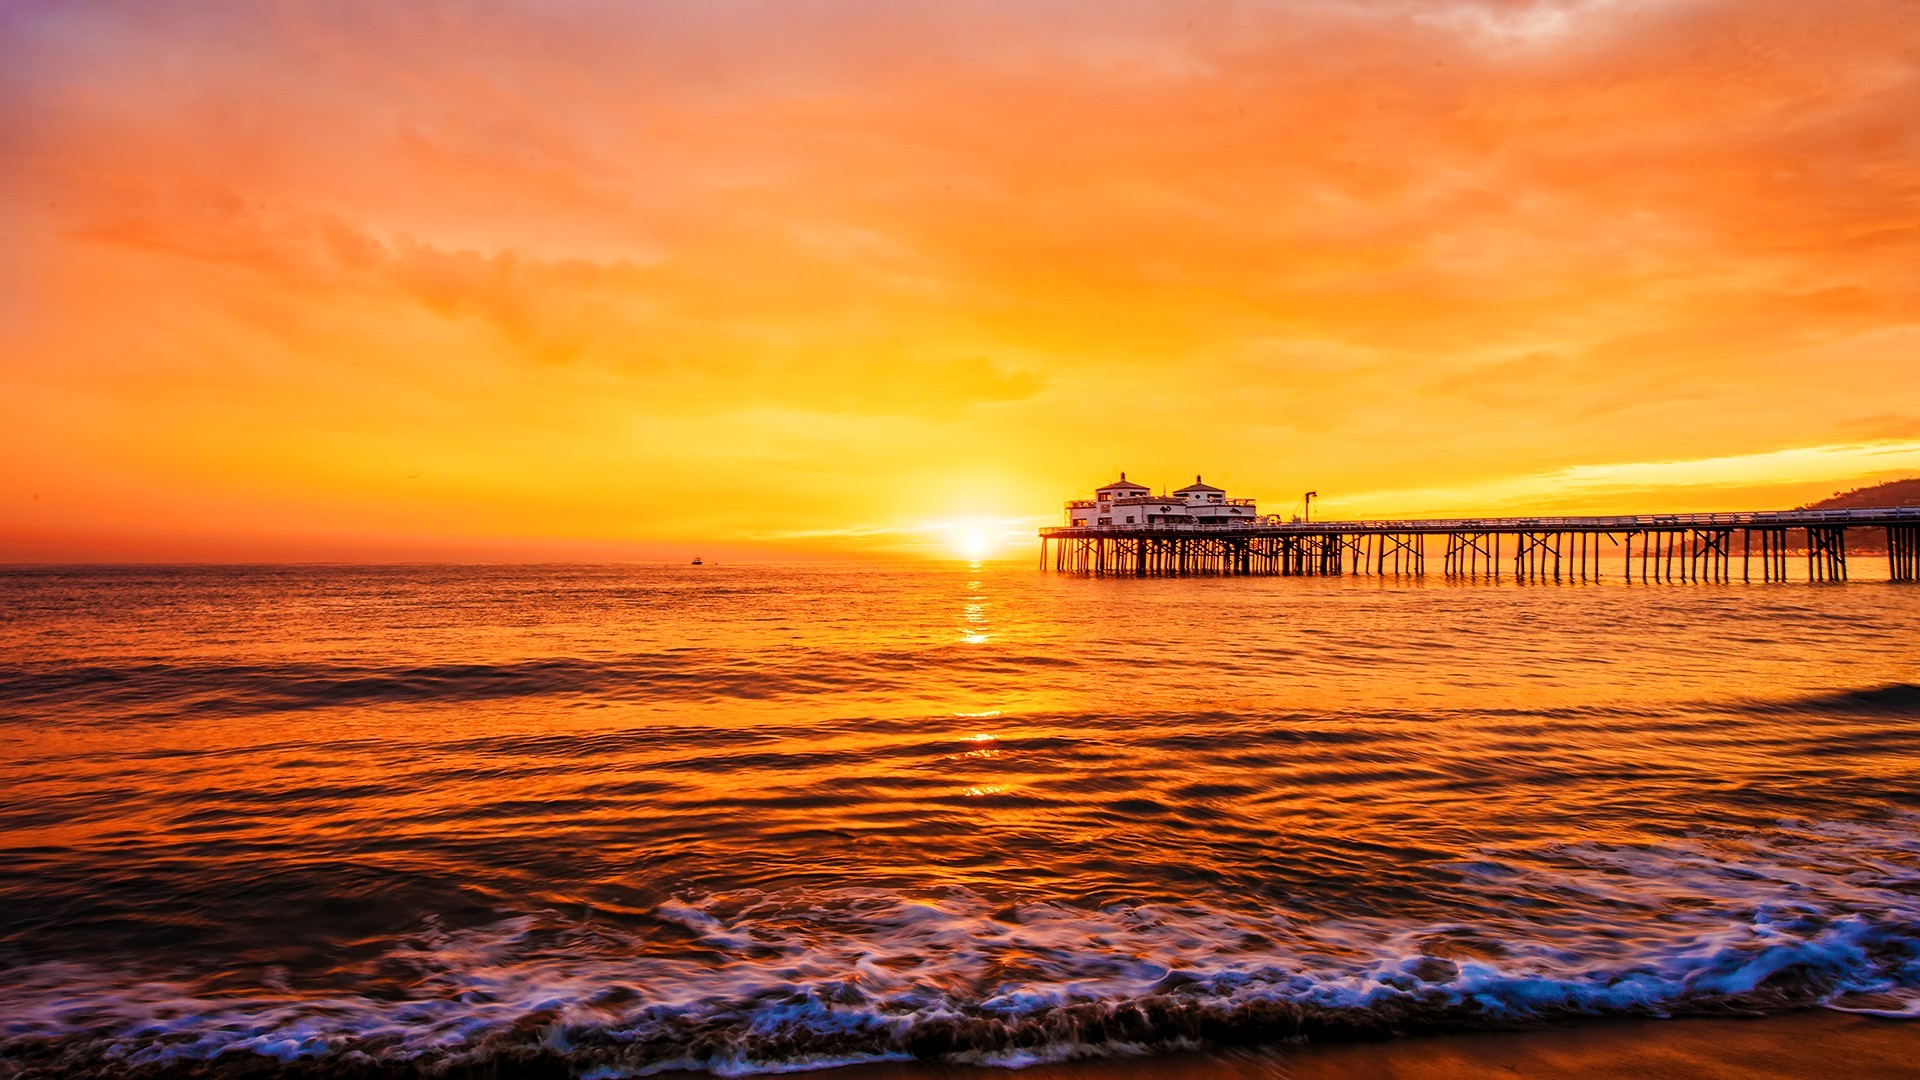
[[1066, 473, 1258, 527]]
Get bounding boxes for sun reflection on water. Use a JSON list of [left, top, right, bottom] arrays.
[[957, 576, 990, 644]]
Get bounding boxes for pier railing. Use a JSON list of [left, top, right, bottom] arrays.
[[1042, 505, 1920, 536]]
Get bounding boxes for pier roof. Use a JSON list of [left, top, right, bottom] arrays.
[[1173, 476, 1225, 494]]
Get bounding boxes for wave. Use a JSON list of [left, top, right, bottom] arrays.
[[3, 920, 1914, 1078], [1760, 683, 1920, 717], [0, 649, 1085, 723], [5, 830, 1918, 1078], [23, 660, 1914, 731]]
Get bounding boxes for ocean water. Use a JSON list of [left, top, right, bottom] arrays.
[[2, 563, 1917, 1076]]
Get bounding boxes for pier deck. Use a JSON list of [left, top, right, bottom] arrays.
[[1039, 507, 1920, 582]]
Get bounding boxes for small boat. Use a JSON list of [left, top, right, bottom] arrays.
[[691, 557, 703, 565]]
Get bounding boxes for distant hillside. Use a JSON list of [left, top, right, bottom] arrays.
[[1799, 477, 1920, 511], [1797, 477, 1919, 555]]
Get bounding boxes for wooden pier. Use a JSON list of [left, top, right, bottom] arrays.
[[1040, 508, 1920, 583]]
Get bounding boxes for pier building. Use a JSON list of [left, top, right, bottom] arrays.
[[1065, 474, 1258, 528]]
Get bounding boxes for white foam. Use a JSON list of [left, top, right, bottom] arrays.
[[4, 820, 1918, 1074]]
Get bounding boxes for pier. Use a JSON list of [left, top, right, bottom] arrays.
[[1040, 508, 1920, 583]]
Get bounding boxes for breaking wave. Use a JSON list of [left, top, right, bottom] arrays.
[[5, 822, 1918, 1078]]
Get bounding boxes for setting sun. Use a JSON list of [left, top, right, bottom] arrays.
[[959, 528, 990, 561]]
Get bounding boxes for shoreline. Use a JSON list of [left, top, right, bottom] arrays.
[[810, 1010, 1919, 1080]]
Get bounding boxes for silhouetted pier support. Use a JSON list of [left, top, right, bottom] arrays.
[[1806, 527, 1848, 582], [1890, 526, 1920, 583], [1444, 531, 1498, 577], [1739, 528, 1794, 583], [1042, 508, 1918, 584]]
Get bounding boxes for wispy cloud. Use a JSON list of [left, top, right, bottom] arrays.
[[1334, 440, 1920, 518], [3, 0, 1917, 558], [744, 515, 1051, 554]]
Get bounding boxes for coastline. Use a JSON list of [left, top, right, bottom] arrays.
[[814, 1011, 1919, 1080]]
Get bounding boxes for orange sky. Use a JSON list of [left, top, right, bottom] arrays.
[[3, 0, 1918, 561]]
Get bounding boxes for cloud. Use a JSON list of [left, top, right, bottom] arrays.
[[3, 0, 1918, 558], [56, 189, 1045, 415], [1340, 439, 1920, 517]]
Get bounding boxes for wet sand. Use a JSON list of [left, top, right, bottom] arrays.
[[824, 1011, 1919, 1079]]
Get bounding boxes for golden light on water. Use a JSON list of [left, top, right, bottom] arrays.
[[959, 577, 990, 644]]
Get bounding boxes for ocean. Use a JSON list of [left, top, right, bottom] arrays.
[[2, 563, 1917, 1076]]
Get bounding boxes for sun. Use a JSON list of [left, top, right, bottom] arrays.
[[959, 528, 990, 561]]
